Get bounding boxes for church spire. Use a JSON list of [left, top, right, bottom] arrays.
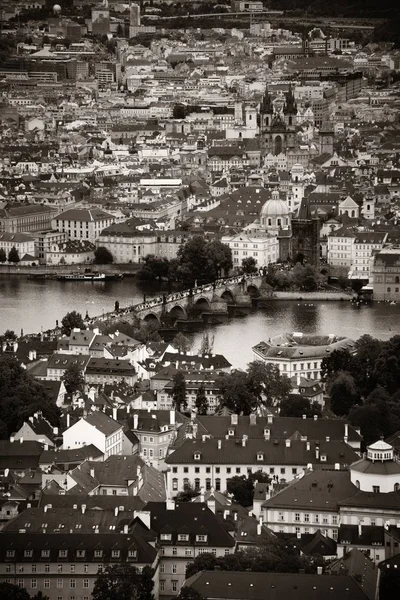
[[261, 85, 273, 114], [284, 84, 297, 115]]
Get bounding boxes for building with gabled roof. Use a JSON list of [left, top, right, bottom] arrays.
[[62, 411, 123, 458], [52, 207, 114, 242]]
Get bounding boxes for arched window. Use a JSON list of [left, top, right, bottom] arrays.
[[205, 478, 211, 490], [395, 276, 399, 284], [351, 210, 355, 217], [387, 287, 391, 293], [268, 218, 272, 227], [396, 288, 399, 293], [194, 478, 200, 490], [183, 478, 189, 489], [215, 478, 221, 491], [172, 478, 178, 491]]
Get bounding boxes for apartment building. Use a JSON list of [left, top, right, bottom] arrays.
[[349, 232, 387, 281], [327, 227, 356, 269], [62, 412, 123, 458], [52, 208, 114, 243]]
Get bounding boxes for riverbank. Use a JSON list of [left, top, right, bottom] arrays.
[[270, 290, 352, 301], [0, 263, 141, 276]]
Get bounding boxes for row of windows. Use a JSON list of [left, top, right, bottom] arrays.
[[6, 548, 124, 559], [14, 578, 89, 589], [6, 587, 87, 600], [7, 564, 90, 573], [172, 466, 297, 476]]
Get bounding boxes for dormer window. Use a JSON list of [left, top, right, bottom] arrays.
[[196, 534, 208, 543], [24, 550, 33, 558], [160, 534, 172, 541], [41, 550, 50, 558], [94, 550, 103, 558], [257, 453, 264, 461], [128, 549, 137, 559], [178, 534, 189, 542], [59, 550, 67, 558], [111, 550, 120, 558], [6, 550, 15, 558], [76, 550, 85, 558], [320, 454, 327, 462], [194, 452, 201, 461], [228, 429, 234, 436]]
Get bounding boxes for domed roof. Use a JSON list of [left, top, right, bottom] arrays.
[[261, 197, 290, 218], [368, 440, 392, 451]]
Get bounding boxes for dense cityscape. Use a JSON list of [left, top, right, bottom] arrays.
[[0, 1, 400, 600]]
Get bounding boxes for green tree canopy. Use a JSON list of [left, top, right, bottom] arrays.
[[0, 357, 60, 439], [227, 470, 270, 507], [195, 384, 208, 415], [92, 564, 154, 600], [279, 396, 322, 418], [61, 311, 85, 336], [241, 256, 258, 274], [171, 371, 187, 412], [94, 246, 113, 264], [8, 246, 20, 264], [62, 363, 85, 395], [329, 371, 359, 416]]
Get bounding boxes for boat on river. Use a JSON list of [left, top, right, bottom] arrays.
[[57, 272, 123, 282]]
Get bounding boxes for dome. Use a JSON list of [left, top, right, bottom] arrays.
[[261, 197, 290, 218], [368, 440, 392, 452], [53, 4, 62, 12]]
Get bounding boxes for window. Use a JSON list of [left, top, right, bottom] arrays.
[[280, 468, 285, 475], [77, 550, 85, 558], [160, 534, 172, 541], [44, 580, 50, 589], [83, 579, 89, 588], [94, 550, 103, 558], [172, 478, 178, 491], [25, 550, 33, 558], [59, 550, 67, 558], [172, 581, 178, 593], [70, 565, 75, 573], [57, 579, 63, 588], [6, 550, 15, 558], [172, 547, 177, 555], [32, 565, 36, 573], [185, 548, 192, 556], [160, 581, 165, 593], [373, 486, 380, 493], [226, 468, 231, 474], [295, 513, 300, 522], [160, 564, 165, 573], [178, 534, 189, 542], [172, 564, 177, 574], [70, 579, 76, 589], [196, 534, 208, 542], [31, 580, 37, 589], [41, 550, 50, 558], [304, 514, 310, 523], [84, 565, 89, 573], [112, 550, 120, 558], [18, 580, 23, 588], [332, 516, 338, 525], [236, 467, 241, 474]]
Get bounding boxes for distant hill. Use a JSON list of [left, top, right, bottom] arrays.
[[269, 0, 398, 18]]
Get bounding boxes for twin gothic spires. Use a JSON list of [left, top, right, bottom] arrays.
[[260, 84, 297, 116]]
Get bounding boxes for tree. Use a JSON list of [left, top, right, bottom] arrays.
[[92, 564, 154, 600], [62, 363, 85, 395], [279, 396, 322, 418], [329, 371, 359, 416], [175, 483, 199, 502], [195, 384, 208, 415], [218, 370, 258, 415], [0, 583, 31, 600], [0, 357, 60, 439], [8, 246, 20, 264], [227, 470, 270, 507], [186, 553, 217, 578], [291, 263, 318, 291], [0, 248, 6, 263], [94, 246, 113, 264], [171, 371, 187, 412], [177, 587, 204, 600], [61, 310, 85, 335], [199, 331, 214, 354], [321, 349, 356, 383], [137, 255, 170, 281], [177, 235, 232, 284], [241, 256, 258, 274], [172, 332, 192, 353], [247, 361, 291, 405]]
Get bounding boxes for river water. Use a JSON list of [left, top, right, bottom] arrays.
[[1, 275, 399, 369]]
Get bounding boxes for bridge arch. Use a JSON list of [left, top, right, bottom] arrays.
[[220, 289, 235, 303], [193, 296, 212, 311], [143, 312, 161, 325], [168, 304, 187, 321], [246, 284, 260, 298]]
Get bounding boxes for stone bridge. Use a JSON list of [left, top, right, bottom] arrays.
[[121, 275, 266, 324]]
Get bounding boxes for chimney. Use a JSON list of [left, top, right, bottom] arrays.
[[112, 407, 117, 421], [200, 488, 205, 503], [267, 413, 273, 424], [44, 444, 49, 451], [81, 504, 86, 514], [20, 437, 24, 444], [223, 509, 230, 520], [170, 410, 175, 426], [66, 413, 70, 428], [167, 499, 175, 511], [208, 499, 216, 513], [257, 522, 262, 535], [126, 404, 131, 414], [4, 468, 9, 478], [302, 414, 306, 419], [344, 423, 349, 443], [264, 428, 270, 440], [297, 530, 301, 539], [44, 505, 48, 513], [317, 566, 323, 575], [123, 524, 129, 534], [114, 506, 119, 517], [231, 414, 238, 425], [250, 414, 256, 425], [306, 441, 311, 451], [285, 439, 291, 448], [10, 436, 14, 443], [297, 373, 301, 386], [242, 435, 247, 447], [29, 416, 34, 423], [313, 415, 318, 421], [315, 446, 320, 460], [218, 439, 222, 450], [90, 468, 95, 478], [133, 413, 139, 430], [335, 463, 340, 470], [326, 436, 330, 442], [358, 521, 362, 537], [53, 427, 58, 435]]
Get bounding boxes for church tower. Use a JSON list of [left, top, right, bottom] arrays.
[[260, 85, 298, 158]]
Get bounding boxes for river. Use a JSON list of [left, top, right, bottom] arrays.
[[1, 275, 399, 369]]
